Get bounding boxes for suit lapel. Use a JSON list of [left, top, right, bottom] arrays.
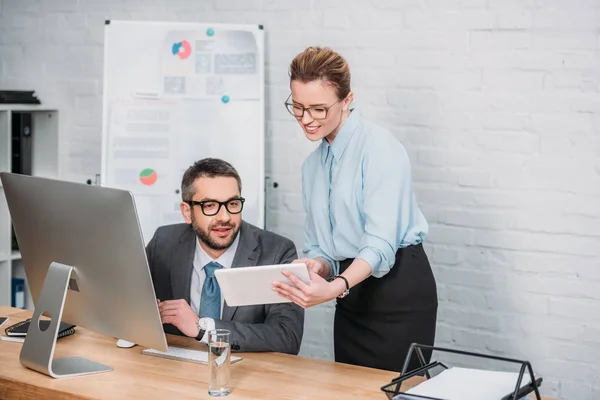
[[170, 226, 196, 304], [222, 221, 259, 321]]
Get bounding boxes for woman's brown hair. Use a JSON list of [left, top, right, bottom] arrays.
[[289, 46, 351, 100]]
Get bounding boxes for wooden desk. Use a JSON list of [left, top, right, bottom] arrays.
[[0, 307, 555, 400], [0, 307, 398, 399]]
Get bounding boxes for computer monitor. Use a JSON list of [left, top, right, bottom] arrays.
[[0, 172, 167, 378]]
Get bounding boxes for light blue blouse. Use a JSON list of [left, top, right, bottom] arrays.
[[301, 110, 428, 278]]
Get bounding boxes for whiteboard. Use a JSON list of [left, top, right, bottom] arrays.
[[101, 20, 265, 245]]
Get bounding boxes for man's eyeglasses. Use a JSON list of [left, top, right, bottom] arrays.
[[284, 94, 340, 120], [186, 197, 245, 216]]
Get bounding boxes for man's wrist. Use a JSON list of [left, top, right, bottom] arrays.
[[193, 315, 201, 338], [196, 317, 216, 343]]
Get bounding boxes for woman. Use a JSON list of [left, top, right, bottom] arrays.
[[272, 46, 438, 373]]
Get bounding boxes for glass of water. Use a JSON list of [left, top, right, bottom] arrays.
[[208, 329, 231, 397]]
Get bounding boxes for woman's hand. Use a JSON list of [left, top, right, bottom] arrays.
[[292, 257, 330, 279], [272, 269, 343, 309]]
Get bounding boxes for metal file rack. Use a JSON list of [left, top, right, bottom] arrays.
[[380, 343, 543, 400]]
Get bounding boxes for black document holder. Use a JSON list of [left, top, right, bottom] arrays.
[[380, 343, 543, 400]]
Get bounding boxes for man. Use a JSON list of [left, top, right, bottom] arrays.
[[146, 158, 303, 354]]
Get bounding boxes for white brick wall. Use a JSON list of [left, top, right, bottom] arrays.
[[1, 1, 599, 399]]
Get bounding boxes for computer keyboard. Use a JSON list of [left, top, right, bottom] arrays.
[[142, 346, 242, 365]]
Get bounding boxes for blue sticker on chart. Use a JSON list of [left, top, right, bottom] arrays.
[[206, 28, 215, 36], [221, 95, 230, 103]]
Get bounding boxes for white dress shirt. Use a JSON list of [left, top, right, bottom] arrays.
[[190, 233, 239, 342]]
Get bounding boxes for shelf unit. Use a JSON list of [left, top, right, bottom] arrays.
[[0, 105, 59, 309]]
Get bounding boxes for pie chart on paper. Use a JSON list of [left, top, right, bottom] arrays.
[[172, 40, 192, 60], [139, 168, 158, 186]]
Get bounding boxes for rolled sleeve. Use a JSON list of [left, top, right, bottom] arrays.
[[358, 238, 394, 278], [357, 246, 383, 276]]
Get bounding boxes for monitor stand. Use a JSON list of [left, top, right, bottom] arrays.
[[19, 262, 113, 378]]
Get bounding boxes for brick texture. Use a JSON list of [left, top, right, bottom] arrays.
[[1, 1, 599, 399]]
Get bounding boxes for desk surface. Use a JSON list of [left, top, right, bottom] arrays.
[[0, 307, 554, 400], [0, 306, 399, 399]]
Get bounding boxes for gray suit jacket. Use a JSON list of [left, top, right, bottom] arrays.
[[145, 221, 304, 355]]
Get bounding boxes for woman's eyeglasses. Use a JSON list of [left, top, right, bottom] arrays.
[[284, 94, 340, 120]]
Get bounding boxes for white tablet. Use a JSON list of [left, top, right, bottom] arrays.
[[214, 263, 310, 307]]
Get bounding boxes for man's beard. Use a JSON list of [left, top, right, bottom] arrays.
[[191, 213, 239, 251]]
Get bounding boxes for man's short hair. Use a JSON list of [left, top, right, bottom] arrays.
[[181, 158, 242, 201]]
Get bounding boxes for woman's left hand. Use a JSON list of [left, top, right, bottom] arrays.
[[272, 270, 339, 309]]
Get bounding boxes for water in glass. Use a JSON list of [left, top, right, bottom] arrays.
[[208, 330, 231, 397]]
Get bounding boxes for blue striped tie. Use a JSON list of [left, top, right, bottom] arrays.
[[199, 261, 223, 319]]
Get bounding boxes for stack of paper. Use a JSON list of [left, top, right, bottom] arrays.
[[404, 367, 532, 400]]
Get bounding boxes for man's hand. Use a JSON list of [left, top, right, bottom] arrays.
[[158, 299, 199, 337]]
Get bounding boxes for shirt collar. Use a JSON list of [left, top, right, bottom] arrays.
[[320, 109, 361, 166], [195, 231, 240, 270]]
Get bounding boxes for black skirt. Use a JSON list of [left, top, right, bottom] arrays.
[[334, 243, 438, 373]]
